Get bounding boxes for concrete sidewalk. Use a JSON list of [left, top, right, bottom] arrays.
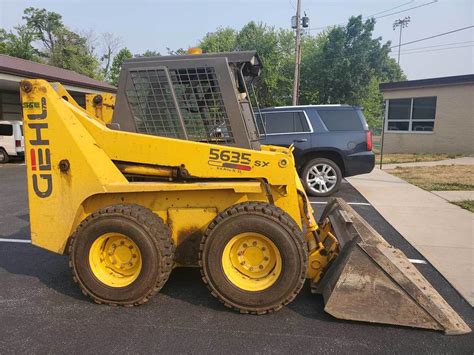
[[347, 168, 474, 306], [383, 156, 474, 169]]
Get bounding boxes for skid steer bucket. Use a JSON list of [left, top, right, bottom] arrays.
[[313, 198, 471, 335]]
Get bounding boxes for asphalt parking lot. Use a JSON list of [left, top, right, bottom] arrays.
[[0, 163, 473, 353]]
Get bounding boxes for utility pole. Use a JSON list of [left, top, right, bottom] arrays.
[[393, 17, 411, 64], [292, 0, 302, 106]]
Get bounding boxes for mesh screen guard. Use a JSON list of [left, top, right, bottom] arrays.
[[112, 53, 262, 149]]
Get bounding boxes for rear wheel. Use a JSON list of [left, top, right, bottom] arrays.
[[302, 158, 342, 197], [0, 148, 9, 163], [199, 202, 307, 314], [69, 204, 174, 306]]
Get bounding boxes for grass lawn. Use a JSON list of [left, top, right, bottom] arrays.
[[386, 165, 474, 191], [374, 152, 466, 165], [451, 200, 474, 213]]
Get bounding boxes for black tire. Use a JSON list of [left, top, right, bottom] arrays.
[[199, 202, 308, 314], [68, 204, 174, 306], [0, 148, 9, 163], [302, 157, 342, 197]]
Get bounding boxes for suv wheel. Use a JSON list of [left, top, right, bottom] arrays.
[[302, 158, 341, 197], [0, 149, 9, 164]]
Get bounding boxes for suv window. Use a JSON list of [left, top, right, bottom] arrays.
[[0, 124, 13, 136], [260, 111, 310, 134], [318, 109, 363, 131]]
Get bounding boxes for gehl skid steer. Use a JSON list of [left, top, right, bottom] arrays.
[[20, 51, 470, 335]]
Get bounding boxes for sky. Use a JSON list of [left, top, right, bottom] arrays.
[[1, 0, 473, 80]]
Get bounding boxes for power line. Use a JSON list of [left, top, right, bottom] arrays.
[[375, 0, 438, 20], [389, 44, 474, 55], [295, 41, 473, 65], [396, 40, 474, 51], [390, 25, 474, 48], [366, 0, 414, 18], [308, 0, 437, 31]]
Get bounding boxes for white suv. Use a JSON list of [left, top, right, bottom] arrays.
[[0, 121, 24, 163]]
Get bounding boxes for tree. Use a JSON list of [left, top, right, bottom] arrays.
[[100, 32, 122, 80], [299, 16, 405, 130], [198, 22, 295, 107], [139, 50, 161, 57], [0, 26, 38, 60], [200, 27, 237, 53], [109, 47, 133, 86], [21, 7, 101, 78]]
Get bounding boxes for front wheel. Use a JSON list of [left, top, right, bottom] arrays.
[[69, 204, 174, 306], [302, 158, 342, 197], [199, 202, 308, 314]]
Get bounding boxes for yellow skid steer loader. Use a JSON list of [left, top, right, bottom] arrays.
[[20, 51, 470, 335]]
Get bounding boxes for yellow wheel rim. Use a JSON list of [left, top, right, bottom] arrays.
[[88, 233, 142, 288], [221, 232, 282, 292]]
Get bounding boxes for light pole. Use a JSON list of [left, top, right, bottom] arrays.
[[393, 17, 411, 64]]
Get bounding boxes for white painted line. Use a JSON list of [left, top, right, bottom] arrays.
[[408, 259, 428, 265], [310, 201, 371, 206], [0, 238, 31, 244]]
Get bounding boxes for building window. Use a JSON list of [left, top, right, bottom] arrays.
[[386, 96, 437, 132]]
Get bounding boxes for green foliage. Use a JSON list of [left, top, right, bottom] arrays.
[[301, 16, 404, 105], [109, 48, 133, 86], [200, 28, 237, 53], [196, 16, 404, 114], [21, 8, 101, 78], [139, 50, 161, 57], [0, 26, 38, 60], [1, 8, 101, 78], [199, 22, 295, 107], [358, 77, 384, 131], [2, 8, 405, 103]]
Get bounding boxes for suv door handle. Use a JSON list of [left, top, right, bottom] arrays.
[[293, 138, 307, 143]]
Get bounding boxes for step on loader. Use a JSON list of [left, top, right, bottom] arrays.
[[20, 51, 470, 335]]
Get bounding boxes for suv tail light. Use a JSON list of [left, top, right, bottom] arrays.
[[15, 140, 21, 148], [366, 131, 373, 151]]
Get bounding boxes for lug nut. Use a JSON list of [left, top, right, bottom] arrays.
[[132, 254, 137, 258], [252, 241, 257, 246], [240, 261, 245, 265], [261, 247, 266, 251], [129, 245, 134, 250], [120, 241, 125, 245], [243, 243, 248, 248], [264, 256, 269, 261], [259, 265, 264, 269]]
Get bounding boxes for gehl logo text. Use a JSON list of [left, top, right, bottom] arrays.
[[25, 97, 52, 198]]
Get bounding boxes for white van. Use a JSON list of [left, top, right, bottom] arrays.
[[0, 121, 24, 163]]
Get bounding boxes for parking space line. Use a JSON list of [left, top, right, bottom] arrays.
[[310, 201, 371, 206], [408, 259, 428, 265], [0, 238, 31, 243]]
